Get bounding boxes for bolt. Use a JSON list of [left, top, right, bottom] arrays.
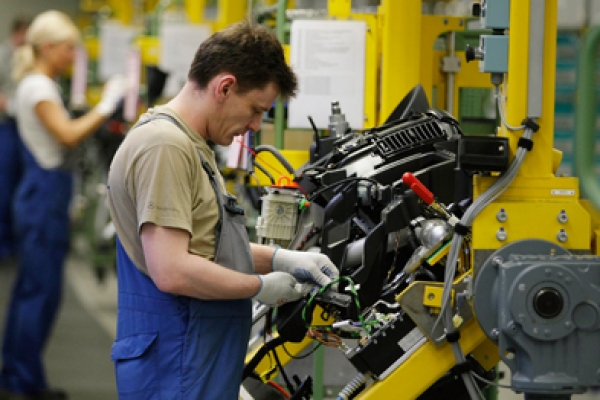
[[496, 209, 508, 222], [490, 328, 500, 339], [496, 227, 507, 242], [492, 256, 504, 267], [558, 210, 568, 224], [565, 321, 572, 329], [518, 283, 526, 292], [557, 229, 568, 243], [507, 321, 518, 334]]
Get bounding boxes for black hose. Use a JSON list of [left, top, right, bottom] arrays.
[[255, 144, 295, 175], [254, 162, 276, 184], [242, 336, 286, 380]]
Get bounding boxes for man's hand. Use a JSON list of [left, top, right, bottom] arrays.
[[252, 271, 313, 307], [272, 248, 339, 288]]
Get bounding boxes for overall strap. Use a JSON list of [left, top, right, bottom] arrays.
[[129, 113, 224, 255]]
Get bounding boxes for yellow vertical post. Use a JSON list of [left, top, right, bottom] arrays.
[[380, 0, 422, 122], [215, 0, 248, 31], [328, 0, 351, 17], [107, 0, 133, 24], [529, 0, 557, 177], [503, 0, 556, 178], [472, 0, 590, 253], [185, 0, 206, 23]]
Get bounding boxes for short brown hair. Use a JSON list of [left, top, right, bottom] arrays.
[[188, 20, 297, 101], [11, 16, 30, 33]]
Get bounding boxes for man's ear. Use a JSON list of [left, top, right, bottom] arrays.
[[215, 74, 237, 101]]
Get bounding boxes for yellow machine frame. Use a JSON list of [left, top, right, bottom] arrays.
[[249, 1, 596, 399], [471, 0, 591, 254]]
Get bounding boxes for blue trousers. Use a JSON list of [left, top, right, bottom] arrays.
[[0, 143, 72, 393], [112, 239, 252, 399], [0, 119, 22, 260]]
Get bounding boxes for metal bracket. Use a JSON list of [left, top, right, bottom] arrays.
[[396, 272, 474, 345], [441, 56, 461, 73]]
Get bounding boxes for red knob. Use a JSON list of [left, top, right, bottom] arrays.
[[402, 172, 434, 205]]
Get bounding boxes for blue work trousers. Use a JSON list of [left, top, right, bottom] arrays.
[[0, 144, 72, 393], [112, 239, 252, 399], [0, 118, 23, 260]]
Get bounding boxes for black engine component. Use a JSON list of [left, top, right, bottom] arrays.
[[347, 312, 423, 379]]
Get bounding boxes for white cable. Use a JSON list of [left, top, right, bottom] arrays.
[[435, 130, 532, 331], [432, 116, 535, 400], [495, 86, 526, 132]]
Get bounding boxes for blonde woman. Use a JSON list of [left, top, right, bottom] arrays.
[[0, 10, 126, 400]]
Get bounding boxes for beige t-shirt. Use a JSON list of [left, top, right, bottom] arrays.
[[107, 106, 226, 275]]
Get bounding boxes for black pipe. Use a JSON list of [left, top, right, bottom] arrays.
[[255, 144, 296, 175]]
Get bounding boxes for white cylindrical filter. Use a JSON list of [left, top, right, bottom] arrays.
[[256, 187, 303, 247]]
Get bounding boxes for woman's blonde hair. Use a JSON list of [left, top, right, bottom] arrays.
[[12, 10, 81, 82]]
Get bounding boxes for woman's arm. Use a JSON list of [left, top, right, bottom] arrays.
[[34, 100, 106, 148]]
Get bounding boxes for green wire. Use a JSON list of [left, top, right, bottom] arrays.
[[302, 276, 371, 335]]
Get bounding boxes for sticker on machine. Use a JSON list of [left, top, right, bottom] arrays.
[[398, 327, 425, 352], [551, 189, 575, 196]]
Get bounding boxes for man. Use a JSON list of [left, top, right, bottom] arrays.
[[0, 16, 29, 260], [107, 20, 339, 399]]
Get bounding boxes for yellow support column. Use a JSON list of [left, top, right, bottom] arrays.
[[214, 0, 248, 31], [502, 0, 529, 142], [185, 0, 206, 23], [380, 0, 421, 122], [473, 0, 590, 255], [503, 0, 557, 178], [328, 0, 351, 17], [107, 0, 133, 24]]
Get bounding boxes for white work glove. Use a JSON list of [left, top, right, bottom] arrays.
[[272, 248, 339, 288], [95, 75, 128, 117], [253, 271, 313, 307]]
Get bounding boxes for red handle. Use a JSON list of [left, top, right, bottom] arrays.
[[402, 172, 435, 205]]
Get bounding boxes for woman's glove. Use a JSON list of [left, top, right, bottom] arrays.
[[271, 248, 339, 288], [95, 75, 129, 117], [253, 271, 313, 307]]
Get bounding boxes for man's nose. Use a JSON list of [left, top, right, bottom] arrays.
[[247, 114, 262, 133]]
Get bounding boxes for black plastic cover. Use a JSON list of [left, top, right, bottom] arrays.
[[458, 136, 510, 172]]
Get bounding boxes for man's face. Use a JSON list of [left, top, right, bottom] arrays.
[[208, 81, 279, 146]]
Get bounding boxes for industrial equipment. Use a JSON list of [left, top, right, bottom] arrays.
[[244, 1, 599, 399]]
